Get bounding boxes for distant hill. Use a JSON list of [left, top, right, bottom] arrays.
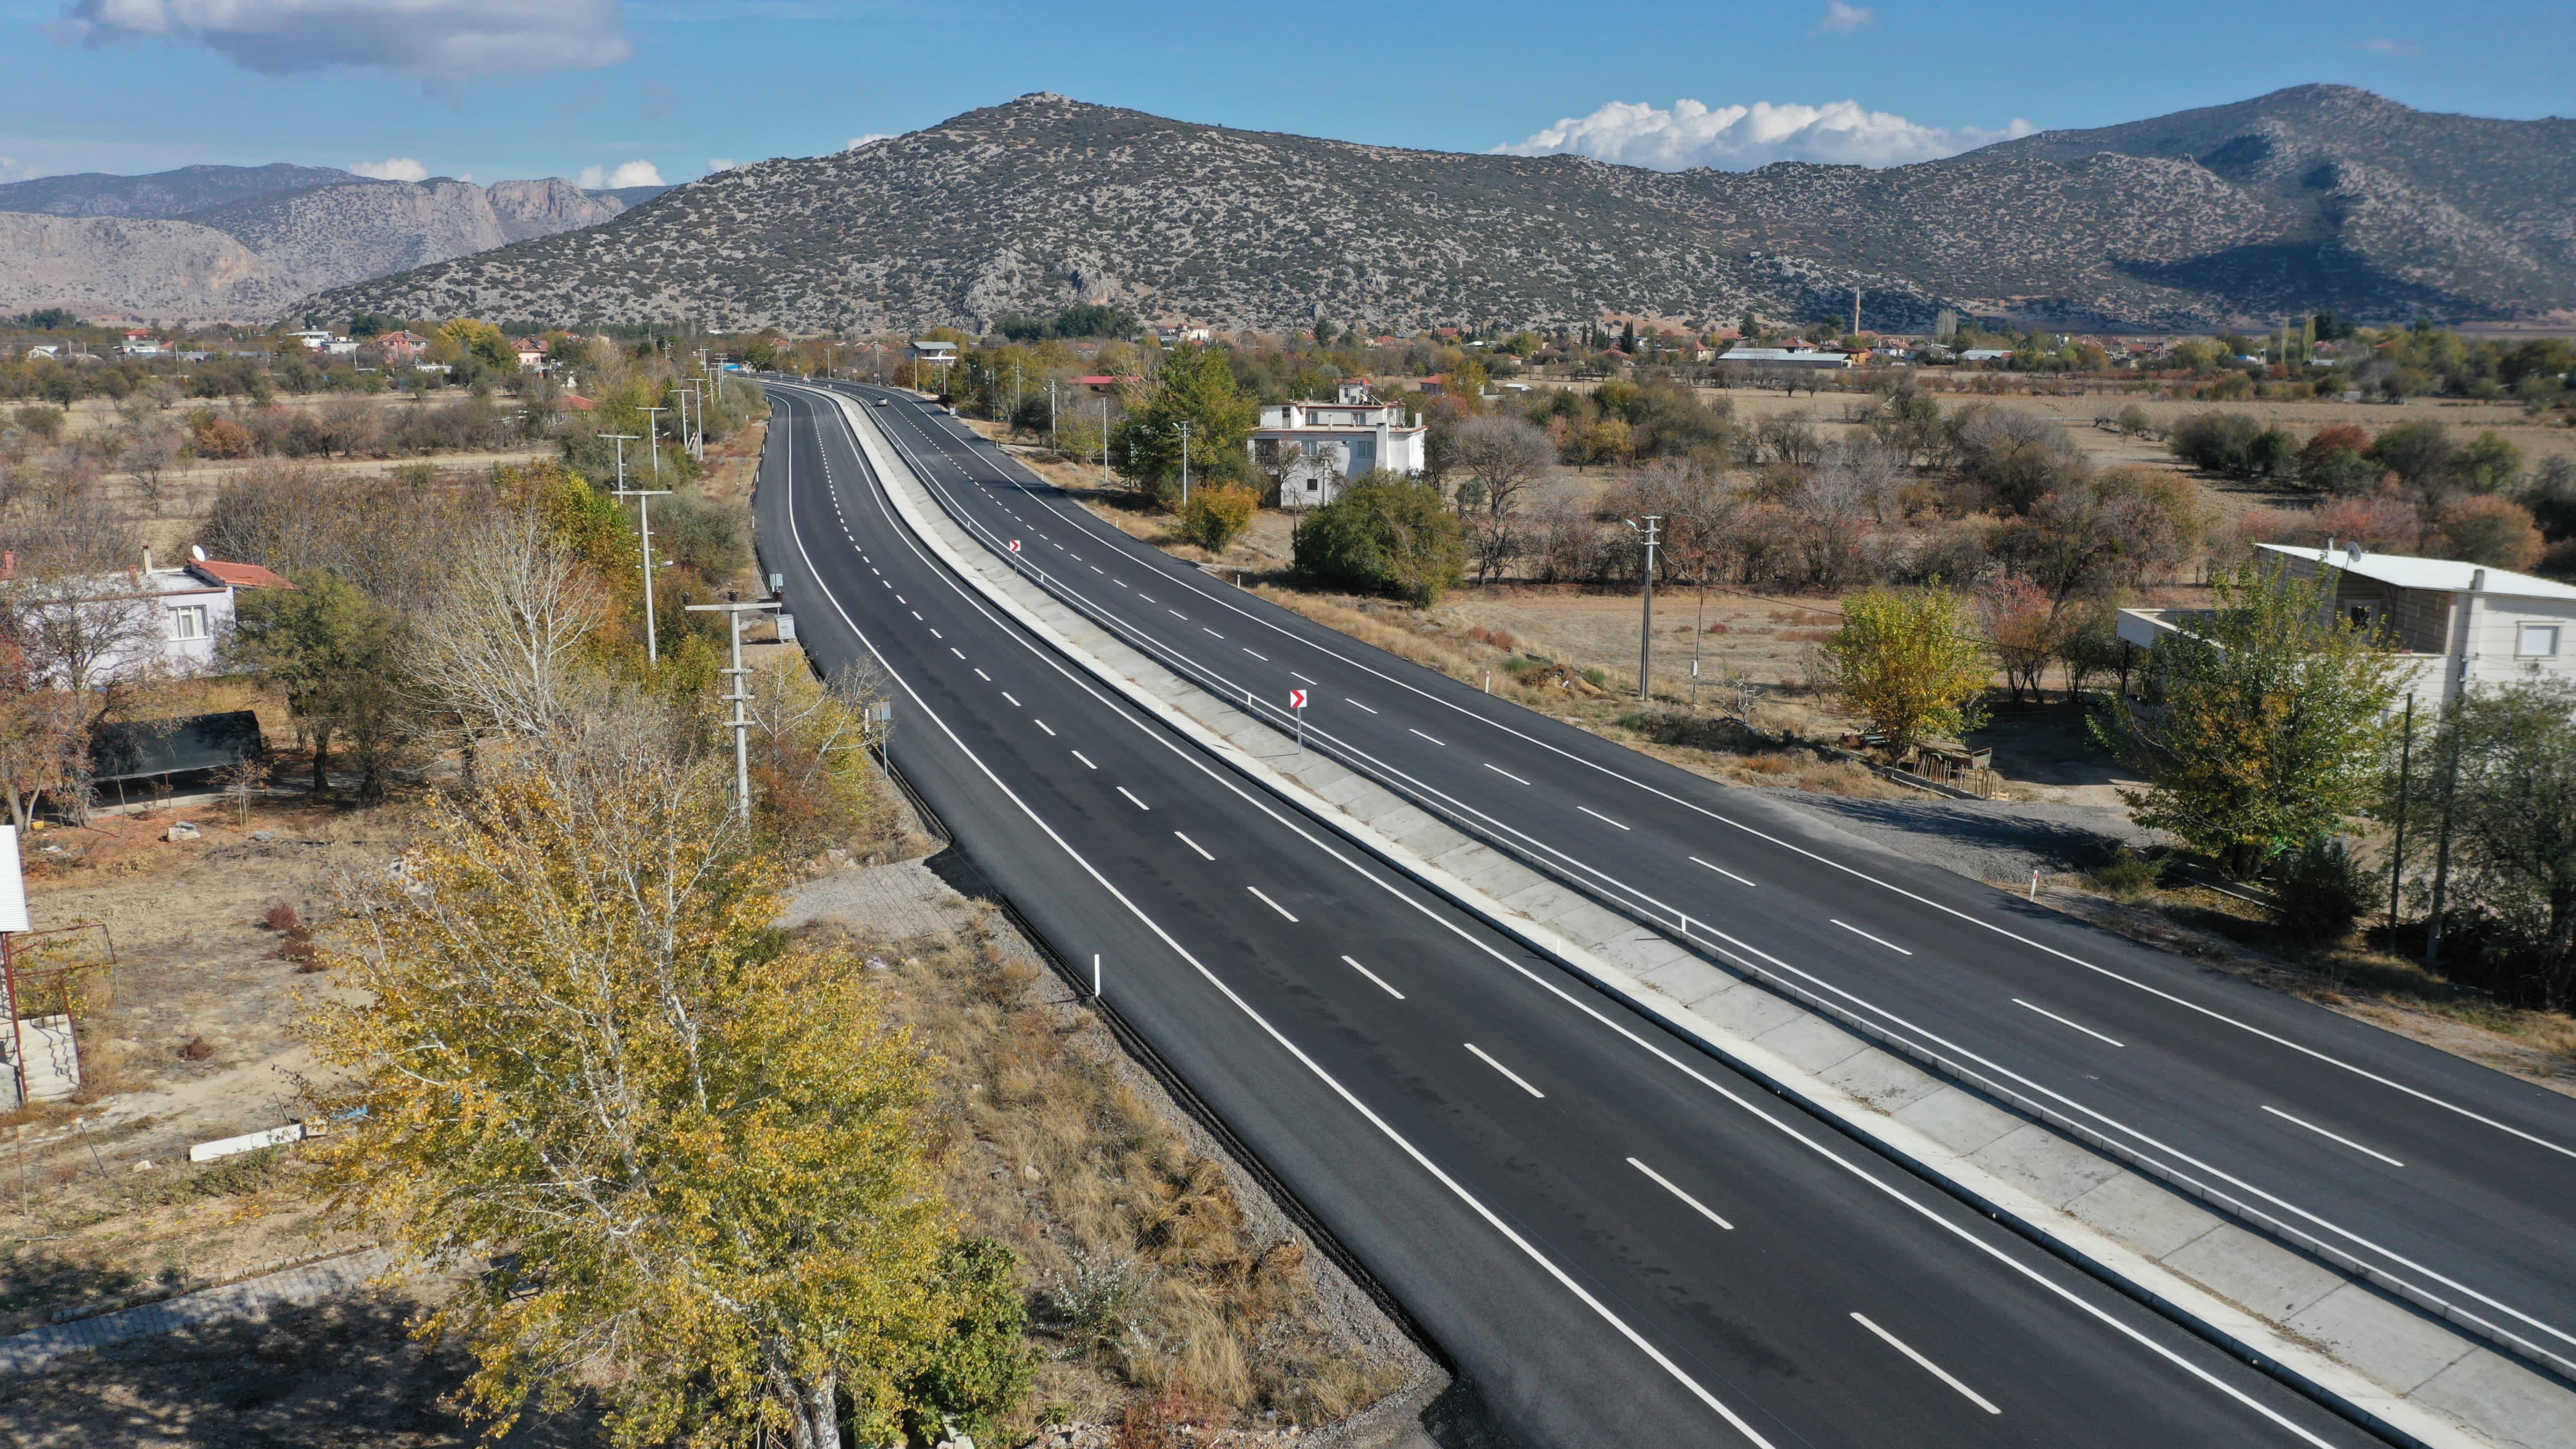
[[0, 163, 365, 218], [314, 87, 2576, 334], [0, 170, 643, 321]]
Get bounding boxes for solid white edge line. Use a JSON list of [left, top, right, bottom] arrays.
[[1689, 856, 1757, 888], [1247, 886, 1299, 923], [1851, 1313, 2002, 1415], [1340, 954, 1406, 1000], [2014, 999, 2126, 1049], [1831, 919, 1913, 956], [2263, 1106, 2404, 1168], [1464, 1042, 1546, 1099], [786, 384, 2335, 1446], [1176, 831, 1214, 861], [1485, 763, 1532, 786], [1628, 1156, 1733, 1230], [1578, 805, 1632, 832]]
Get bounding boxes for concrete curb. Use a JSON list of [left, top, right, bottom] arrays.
[[802, 382, 2566, 1449], [0, 1248, 397, 1374]]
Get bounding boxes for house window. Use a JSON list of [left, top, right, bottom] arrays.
[[168, 604, 210, 641], [2518, 623, 2561, 658]]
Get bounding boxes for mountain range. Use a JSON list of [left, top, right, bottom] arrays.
[[0, 166, 667, 323], [311, 86, 2576, 336]]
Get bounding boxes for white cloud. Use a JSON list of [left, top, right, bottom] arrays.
[[2350, 36, 2423, 57], [706, 157, 738, 173], [57, 0, 631, 82], [350, 156, 428, 181], [577, 159, 663, 189], [843, 133, 892, 152], [1814, 2, 1876, 35], [1498, 97, 2034, 171]]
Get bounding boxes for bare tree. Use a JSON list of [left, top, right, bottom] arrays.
[[415, 516, 612, 742], [0, 500, 163, 727], [1451, 414, 1553, 583]]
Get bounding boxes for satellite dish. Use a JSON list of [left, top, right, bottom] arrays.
[[190, 544, 207, 561]]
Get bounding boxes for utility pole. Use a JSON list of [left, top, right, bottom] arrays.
[[1691, 571, 1707, 710], [1851, 287, 1861, 337], [1100, 395, 1110, 471], [1049, 378, 1059, 449], [2425, 700, 2463, 968], [1177, 418, 1192, 506], [2387, 693, 2415, 935], [603, 435, 671, 667], [684, 590, 781, 824], [643, 406, 669, 476], [1625, 515, 1660, 701]]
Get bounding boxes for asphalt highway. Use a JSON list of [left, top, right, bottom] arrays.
[[829, 377, 2576, 1378], [756, 381, 2376, 1447]]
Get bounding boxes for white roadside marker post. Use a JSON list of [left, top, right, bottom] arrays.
[[1289, 689, 1307, 754]]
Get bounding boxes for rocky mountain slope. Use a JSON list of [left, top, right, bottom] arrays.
[[0, 168, 654, 321], [312, 86, 2576, 334], [0, 163, 360, 218]]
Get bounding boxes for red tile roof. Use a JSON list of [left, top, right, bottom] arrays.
[[189, 559, 296, 590]]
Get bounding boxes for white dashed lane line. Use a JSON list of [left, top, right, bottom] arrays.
[[1485, 763, 1531, 785], [1117, 786, 1151, 811], [1175, 832, 1215, 861], [1247, 887, 1299, 922], [1465, 1043, 1545, 1099]]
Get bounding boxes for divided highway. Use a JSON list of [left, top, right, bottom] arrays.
[[755, 381, 2374, 1447], [830, 377, 2576, 1379]]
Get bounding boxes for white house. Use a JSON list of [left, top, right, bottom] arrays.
[[285, 329, 336, 351], [2, 550, 295, 688], [1248, 381, 1427, 509], [2118, 543, 2576, 709]]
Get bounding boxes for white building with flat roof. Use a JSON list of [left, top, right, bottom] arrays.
[[1247, 381, 1427, 508], [2119, 543, 2576, 708]]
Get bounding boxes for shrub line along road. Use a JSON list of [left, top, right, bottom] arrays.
[[756, 381, 2374, 1446], [824, 378, 2576, 1382]]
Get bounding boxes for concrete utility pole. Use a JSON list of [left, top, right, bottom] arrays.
[[643, 407, 669, 475], [684, 591, 781, 824], [1177, 418, 1192, 505], [1626, 515, 1660, 700], [1852, 287, 1862, 336], [604, 435, 672, 666]]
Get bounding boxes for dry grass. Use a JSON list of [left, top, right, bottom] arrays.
[[830, 912, 1405, 1435]]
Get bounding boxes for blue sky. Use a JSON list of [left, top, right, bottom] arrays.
[[5, 1, 2570, 187]]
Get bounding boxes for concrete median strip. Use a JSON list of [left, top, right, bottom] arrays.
[[799, 383, 2571, 1449]]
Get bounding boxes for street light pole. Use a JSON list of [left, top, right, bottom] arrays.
[[603, 434, 672, 667], [684, 592, 781, 824], [1625, 515, 1660, 701]]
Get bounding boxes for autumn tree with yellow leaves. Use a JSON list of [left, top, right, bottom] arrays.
[[301, 570, 1025, 1444]]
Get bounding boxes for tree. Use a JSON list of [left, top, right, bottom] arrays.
[[1290, 474, 1465, 605], [301, 742, 967, 1448], [2411, 680, 2576, 1008], [2424, 495, 2545, 571], [0, 640, 82, 829], [416, 516, 611, 742], [2367, 421, 2458, 506], [438, 317, 519, 375], [1978, 572, 2060, 705], [1953, 406, 2085, 512], [1817, 586, 1991, 751], [1179, 484, 1257, 553], [1451, 413, 1553, 520], [2095, 560, 2400, 877], [228, 571, 418, 797], [1112, 345, 1258, 505]]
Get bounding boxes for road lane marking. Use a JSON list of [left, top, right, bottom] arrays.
[[1628, 1158, 1733, 1230], [1409, 728, 1446, 746], [950, 647, 964, 659], [1034, 719, 1056, 737], [1204, 627, 1225, 638], [2014, 999, 2125, 1048], [1071, 750, 1097, 769], [910, 611, 923, 620], [1465, 1043, 1545, 1098], [1689, 856, 1757, 888], [974, 668, 991, 681], [1117, 786, 1150, 810], [1247, 886, 1298, 922], [1292, 672, 1317, 685], [895, 595, 906, 603], [1578, 806, 1631, 831], [1001, 691, 1021, 706], [1341, 955, 1405, 999], [1831, 920, 1912, 956], [2263, 1106, 2404, 1167], [1485, 763, 1531, 785], [1345, 698, 1377, 713], [1243, 648, 1269, 661], [1176, 832, 1214, 861], [1170, 609, 1188, 620], [1852, 1314, 2000, 1414]]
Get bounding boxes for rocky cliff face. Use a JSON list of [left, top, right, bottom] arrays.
[[0, 213, 301, 319], [0, 173, 634, 321], [316, 87, 2576, 334]]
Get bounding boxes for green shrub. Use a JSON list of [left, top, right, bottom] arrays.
[[903, 1238, 1036, 1443], [2275, 836, 2372, 942], [2088, 848, 2166, 902], [1289, 474, 1464, 605]]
